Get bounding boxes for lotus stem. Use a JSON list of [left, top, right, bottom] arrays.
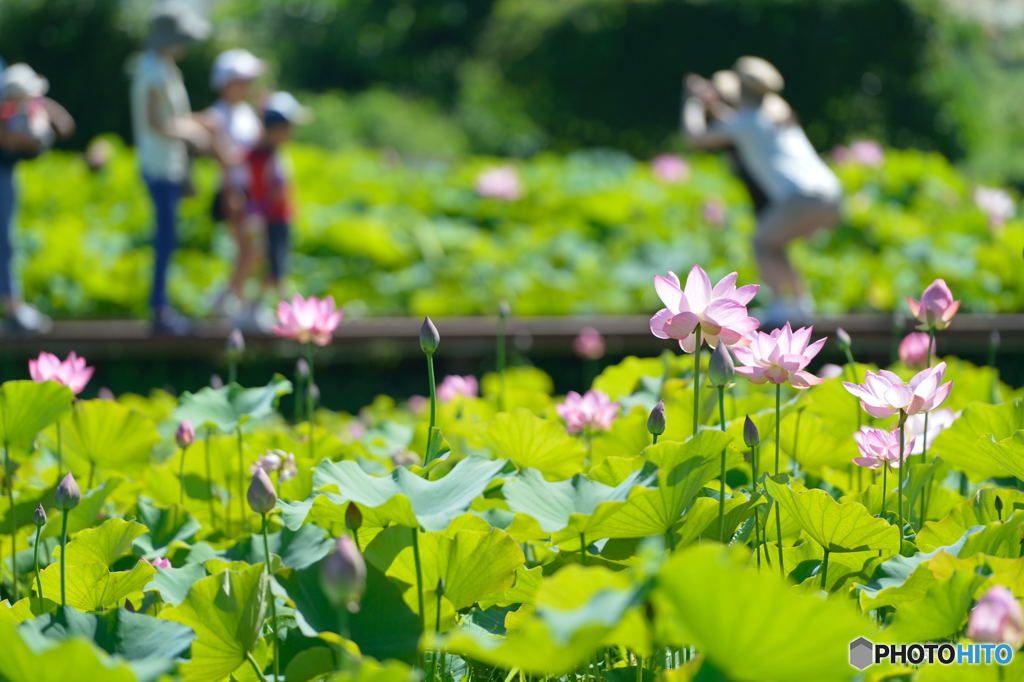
[[56, 421, 63, 484], [245, 651, 267, 682], [5, 443, 15, 601], [60, 509, 69, 608], [820, 548, 830, 591], [204, 428, 217, 535], [692, 329, 702, 437], [88, 461, 95, 489], [306, 342, 316, 462], [718, 385, 727, 543], [178, 443, 190, 509], [425, 353, 437, 461], [881, 463, 888, 519], [236, 426, 245, 535], [32, 524, 43, 602], [898, 410, 906, 535], [774, 383, 785, 578], [412, 527, 426, 670], [228, 355, 238, 386], [261, 513, 280, 681]]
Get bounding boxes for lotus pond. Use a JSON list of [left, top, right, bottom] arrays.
[[1, 275, 1023, 682]]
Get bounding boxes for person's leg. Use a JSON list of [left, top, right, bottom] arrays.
[[146, 177, 182, 313], [225, 192, 256, 301], [265, 221, 289, 298], [0, 164, 16, 310], [754, 195, 839, 300]]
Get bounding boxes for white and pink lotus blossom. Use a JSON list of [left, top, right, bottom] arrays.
[[143, 557, 172, 570], [907, 279, 959, 331], [974, 186, 1015, 228], [852, 426, 917, 469], [272, 294, 343, 346], [898, 332, 931, 369], [732, 323, 827, 389], [967, 586, 1024, 649], [29, 351, 94, 395], [650, 265, 759, 352], [905, 407, 959, 455], [475, 166, 522, 201], [437, 375, 479, 402], [556, 389, 618, 435], [573, 327, 605, 360], [843, 362, 952, 419], [651, 154, 689, 183]]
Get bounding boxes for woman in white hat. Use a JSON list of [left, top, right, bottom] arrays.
[[199, 48, 266, 327], [682, 56, 841, 325], [0, 62, 74, 334]]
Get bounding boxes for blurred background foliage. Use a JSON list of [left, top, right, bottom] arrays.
[[4, 0, 1024, 180]]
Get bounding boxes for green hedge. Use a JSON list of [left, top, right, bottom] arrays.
[[11, 140, 1024, 319]]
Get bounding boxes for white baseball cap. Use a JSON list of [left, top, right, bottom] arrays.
[[265, 91, 311, 124], [211, 49, 265, 90], [1, 63, 48, 98]]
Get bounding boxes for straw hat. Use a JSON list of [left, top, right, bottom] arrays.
[[711, 70, 741, 107], [146, 1, 210, 50], [733, 56, 784, 94], [211, 49, 265, 90], [0, 63, 48, 98]]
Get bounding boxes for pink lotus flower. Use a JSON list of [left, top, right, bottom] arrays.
[[651, 154, 689, 183], [967, 586, 1024, 648], [702, 198, 727, 227], [556, 389, 619, 434], [143, 557, 172, 570], [898, 332, 931, 369], [29, 352, 94, 395], [843, 362, 952, 419], [272, 294, 343, 346], [407, 395, 429, 415], [475, 166, 522, 201], [650, 265, 760, 352], [573, 327, 605, 360], [974, 186, 1015, 228], [732, 323, 827, 389], [907, 280, 959, 331], [437, 375, 479, 402], [831, 139, 883, 167], [817, 363, 844, 380], [905, 407, 959, 455], [852, 426, 917, 469]]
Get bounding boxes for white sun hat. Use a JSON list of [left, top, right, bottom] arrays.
[[733, 56, 784, 94], [1, 63, 49, 99], [211, 48, 266, 90], [265, 91, 311, 124]]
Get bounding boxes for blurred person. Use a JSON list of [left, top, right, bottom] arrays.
[[0, 62, 74, 334], [682, 56, 841, 325], [707, 69, 770, 216], [245, 92, 309, 316], [130, 2, 210, 335], [198, 49, 266, 325]]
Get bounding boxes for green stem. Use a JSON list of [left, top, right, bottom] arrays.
[[651, 433, 659, 446], [88, 461, 95, 489], [820, 548, 830, 591], [718, 386, 727, 543], [580, 531, 587, 565], [497, 315, 507, 412], [245, 651, 267, 682], [60, 510, 68, 608], [236, 426, 245, 536], [56, 421, 63, 483], [692, 329, 702, 437], [425, 352, 437, 461], [774, 383, 785, 578], [294, 373, 305, 423], [927, 329, 935, 367], [898, 411, 906, 536], [5, 443, 15, 601], [229, 355, 238, 386], [881, 463, 888, 518], [306, 342, 316, 462], [204, 429, 217, 535], [178, 445, 189, 509], [33, 524, 42, 602], [261, 513, 280, 682], [412, 527, 426, 670]]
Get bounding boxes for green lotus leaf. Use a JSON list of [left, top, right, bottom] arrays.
[[883, 556, 987, 642], [325, 658, 417, 682], [974, 431, 1024, 481], [365, 526, 524, 617], [0, 599, 35, 625], [60, 400, 161, 478], [764, 475, 899, 553], [55, 518, 149, 567], [160, 564, 269, 682], [0, 380, 73, 453], [502, 468, 650, 535], [18, 607, 194, 682], [132, 499, 201, 557], [929, 399, 1024, 481], [144, 563, 207, 607], [916, 487, 1024, 551], [41, 477, 123, 540], [39, 561, 155, 612], [654, 544, 875, 682], [313, 456, 505, 531], [483, 408, 585, 480], [173, 375, 293, 433], [223, 523, 333, 570], [0, 620, 137, 682]]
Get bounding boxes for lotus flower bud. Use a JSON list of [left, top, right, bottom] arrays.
[[34, 504, 47, 527], [419, 317, 440, 354], [247, 468, 277, 515], [835, 327, 852, 350], [743, 416, 760, 448], [321, 535, 367, 613], [345, 502, 362, 533], [647, 401, 666, 437], [227, 328, 245, 356], [98, 387, 116, 401], [295, 357, 310, 380], [498, 301, 511, 320], [55, 473, 81, 510], [309, 383, 320, 403], [707, 343, 735, 387], [210, 374, 224, 389], [175, 420, 195, 449]]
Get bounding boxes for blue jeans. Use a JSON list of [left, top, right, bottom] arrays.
[[144, 176, 182, 311], [0, 163, 15, 300]]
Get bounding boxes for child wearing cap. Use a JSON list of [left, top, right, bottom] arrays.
[[0, 61, 74, 334], [130, 1, 210, 335], [199, 49, 266, 326], [245, 92, 308, 305]]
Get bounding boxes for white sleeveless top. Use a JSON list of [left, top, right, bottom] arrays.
[[209, 100, 261, 188], [717, 106, 840, 204]]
